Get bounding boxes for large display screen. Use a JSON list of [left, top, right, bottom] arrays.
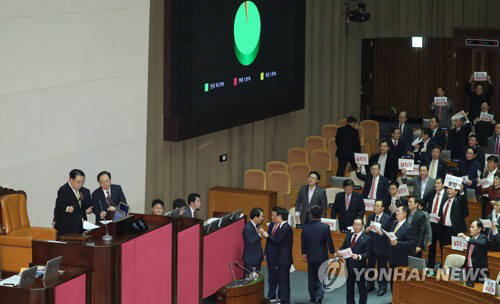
[[165, 0, 305, 141]]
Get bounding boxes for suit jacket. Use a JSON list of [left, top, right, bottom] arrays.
[[486, 212, 500, 251], [92, 184, 127, 220], [301, 220, 335, 263], [408, 210, 426, 250], [395, 123, 413, 151], [438, 193, 469, 234], [415, 138, 435, 165], [424, 189, 448, 216], [458, 159, 482, 189], [461, 234, 489, 279], [384, 196, 407, 217], [369, 153, 398, 182], [356, 173, 389, 201], [461, 146, 485, 169], [335, 125, 361, 159], [184, 207, 197, 218], [264, 222, 280, 265], [401, 176, 435, 201], [431, 98, 453, 129], [295, 185, 327, 225], [54, 183, 92, 235], [340, 231, 371, 269], [447, 123, 472, 161], [388, 138, 408, 159], [431, 127, 446, 149], [426, 158, 448, 180], [487, 135, 499, 154], [331, 191, 365, 231], [366, 212, 392, 255], [265, 222, 293, 266], [243, 221, 263, 265], [387, 220, 416, 267]]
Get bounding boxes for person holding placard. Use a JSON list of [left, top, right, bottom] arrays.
[[384, 181, 406, 217], [413, 128, 435, 165], [368, 139, 398, 182], [478, 171, 500, 218], [424, 177, 448, 268], [431, 86, 453, 129], [485, 199, 500, 251], [407, 197, 427, 258], [474, 101, 497, 146], [356, 163, 390, 202], [429, 116, 446, 149], [365, 200, 392, 296], [388, 127, 408, 158], [462, 134, 486, 167], [337, 218, 371, 304], [447, 115, 472, 161], [395, 111, 413, 150], [335, 116, 361, 177], [487, 123, 500, 155], [477, 156, 499, 217], [331, 179, 365, 232], [458, 219, 489, 282], [439, 185, 469, 253], [401, 164, 434, 200], [458, 146, 483, 189], [466, 73, 494, 121], [386, 205, 416, 292], [426, 145, 448, 180]]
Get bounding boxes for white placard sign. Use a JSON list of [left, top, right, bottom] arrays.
[[434, 97, 448, 106], [451, 112, 465, 121], [429, 213, 441, 224], [474, 71, 488, 81], [480, 219, 492, 228], [482, 278, 496, 295], [363, 199, 375, 211], [480, 112, 494, 122], [451, 236, 468, 251], [338, 248, 353, 259], [369, 221, 381, 232], [398, 158, 414, 170], [411, 137, 423, 147], [406, 165, 420, 176], [444, 174, 463, 190], [354, 153, 369, 165], [321, 218, 338, 231], [382, 229, 398, 241], [480, 178, 492, 188], [398, 184, 410, 197]]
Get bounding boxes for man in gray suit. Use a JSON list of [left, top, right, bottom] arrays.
[[295, 171, 327, 226], [401, 164, 434, 200], [431, 86, 453, 129], [487, 123, 500, 155]]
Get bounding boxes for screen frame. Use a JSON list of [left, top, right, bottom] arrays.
[[163, 0, 306, 141]]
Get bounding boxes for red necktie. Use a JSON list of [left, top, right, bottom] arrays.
[[432, 192, 441, 214], [350, 234, 357, 247], [271, 223, 278, 236], [441, 199, 452, 225], [496, 136, 500, 155], [467, 244, 474, 267], [369, 177, 377, 199]]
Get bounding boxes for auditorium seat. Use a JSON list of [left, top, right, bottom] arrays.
[[337, 118, 347, 127], [289, 163, 310, 205], [267, 171, 292, 210], [322, 124, 338, 141], [287, 148, 309, 166], [310, 150, 334, 187], [360, 120, 380, 155], [243, 169, 267, 190], [327, 138, 337, 161], [305, 136, 326, 153], [266, 161, 288, 173], [0, 193, 57, 272]]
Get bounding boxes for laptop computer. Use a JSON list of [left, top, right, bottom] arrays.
[[408, 256, 426, 270], [43, 256, 62, 281], [113, 202, 130, 221], [0, 266, 37, 287]]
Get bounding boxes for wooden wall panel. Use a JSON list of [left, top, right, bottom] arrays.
[[145, 0, 500, 218]]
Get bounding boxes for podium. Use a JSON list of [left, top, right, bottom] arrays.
[[215, 276, 264, 304]]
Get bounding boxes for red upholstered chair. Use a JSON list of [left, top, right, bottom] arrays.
[[287, 148, 309, 166], [322, 124, 339, 141], [266, 161, 288, 173], [305, 136, 326, 154], [243, 169, 267, 190]]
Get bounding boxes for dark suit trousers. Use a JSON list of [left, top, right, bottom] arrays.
[[277, 264, 291, 304], [480, 196, 490, 219], [439, 225, 455, 247], [307, 261, 324, 301], [337, 156, 357, 177], [267, 264, 278, 299], [244, 263, 261, 276], [427, 223, 442, 268], [346, 267, 367, 304], [367, 253, 388, 290]]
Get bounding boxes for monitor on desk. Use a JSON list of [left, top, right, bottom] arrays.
[[43, 256, 62, 281], [408, 256, 426, 270]]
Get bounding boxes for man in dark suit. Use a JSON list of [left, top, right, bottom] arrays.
[[395, 111, 413, 151], [447, 114, 472, 161], [331, 179, 365, 231], [438, 186, 469, 249], [487, 123, 500, 155], [413, 128, 435, 165], [424, 177, 448, 268], [295, 171, 327, 226], [92, 171, 127, 220], [356, 163, 389, 202], [336, 116, 361, 177], [261, 208, 293, 304], [242, 207, 265, 274], [387, 205, 416, 292], [388, 127, 408, 159], [401, 164, 434, 201], [365, 200, 392, 296], [426, 146, 448, 180], [429, 116, 446, 149], [185, 193, 201, 218], [264, 207, 280, 300], [385, 182, 407, 216], [458, 220, 489, 282], [463, 134, 485, 168], [407, 197, 427, 258], [369, 140, 398, 182], [485, 200, 500, 251], [301, 205, 335, 304], [338, 218, 371, 304], [54, 169, 93, 235]]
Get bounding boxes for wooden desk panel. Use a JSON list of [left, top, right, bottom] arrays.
[[466, 201, 482, 229], [442, 245, 500, 280], [208, 187, 277, 221], [393, 268, 499, 304]]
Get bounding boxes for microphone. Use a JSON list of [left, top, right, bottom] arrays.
[[228, 263, 237, 286], [233, 260, 261, 279]]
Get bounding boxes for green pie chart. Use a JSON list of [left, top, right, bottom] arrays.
[[233, 1, 261, 66]]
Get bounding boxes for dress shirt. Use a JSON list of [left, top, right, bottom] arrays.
[[308, 186, 316, 204], [430, 189, 445, 215], [378, 153, 388, 176], [408, 210, 416, 224], [250, 220, 261, 238], [351, 231, 363, 260], [369, 175, 379, 199], [420, 178, 429, 199], [422, 139, 431, 152], [429, 159, 438, 179], [485, 169, 497, 185], [190, 207, 197, 218], [442, 199, 453, 227], [394, 219, 406, 232], [66, 182, 80, 212]]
